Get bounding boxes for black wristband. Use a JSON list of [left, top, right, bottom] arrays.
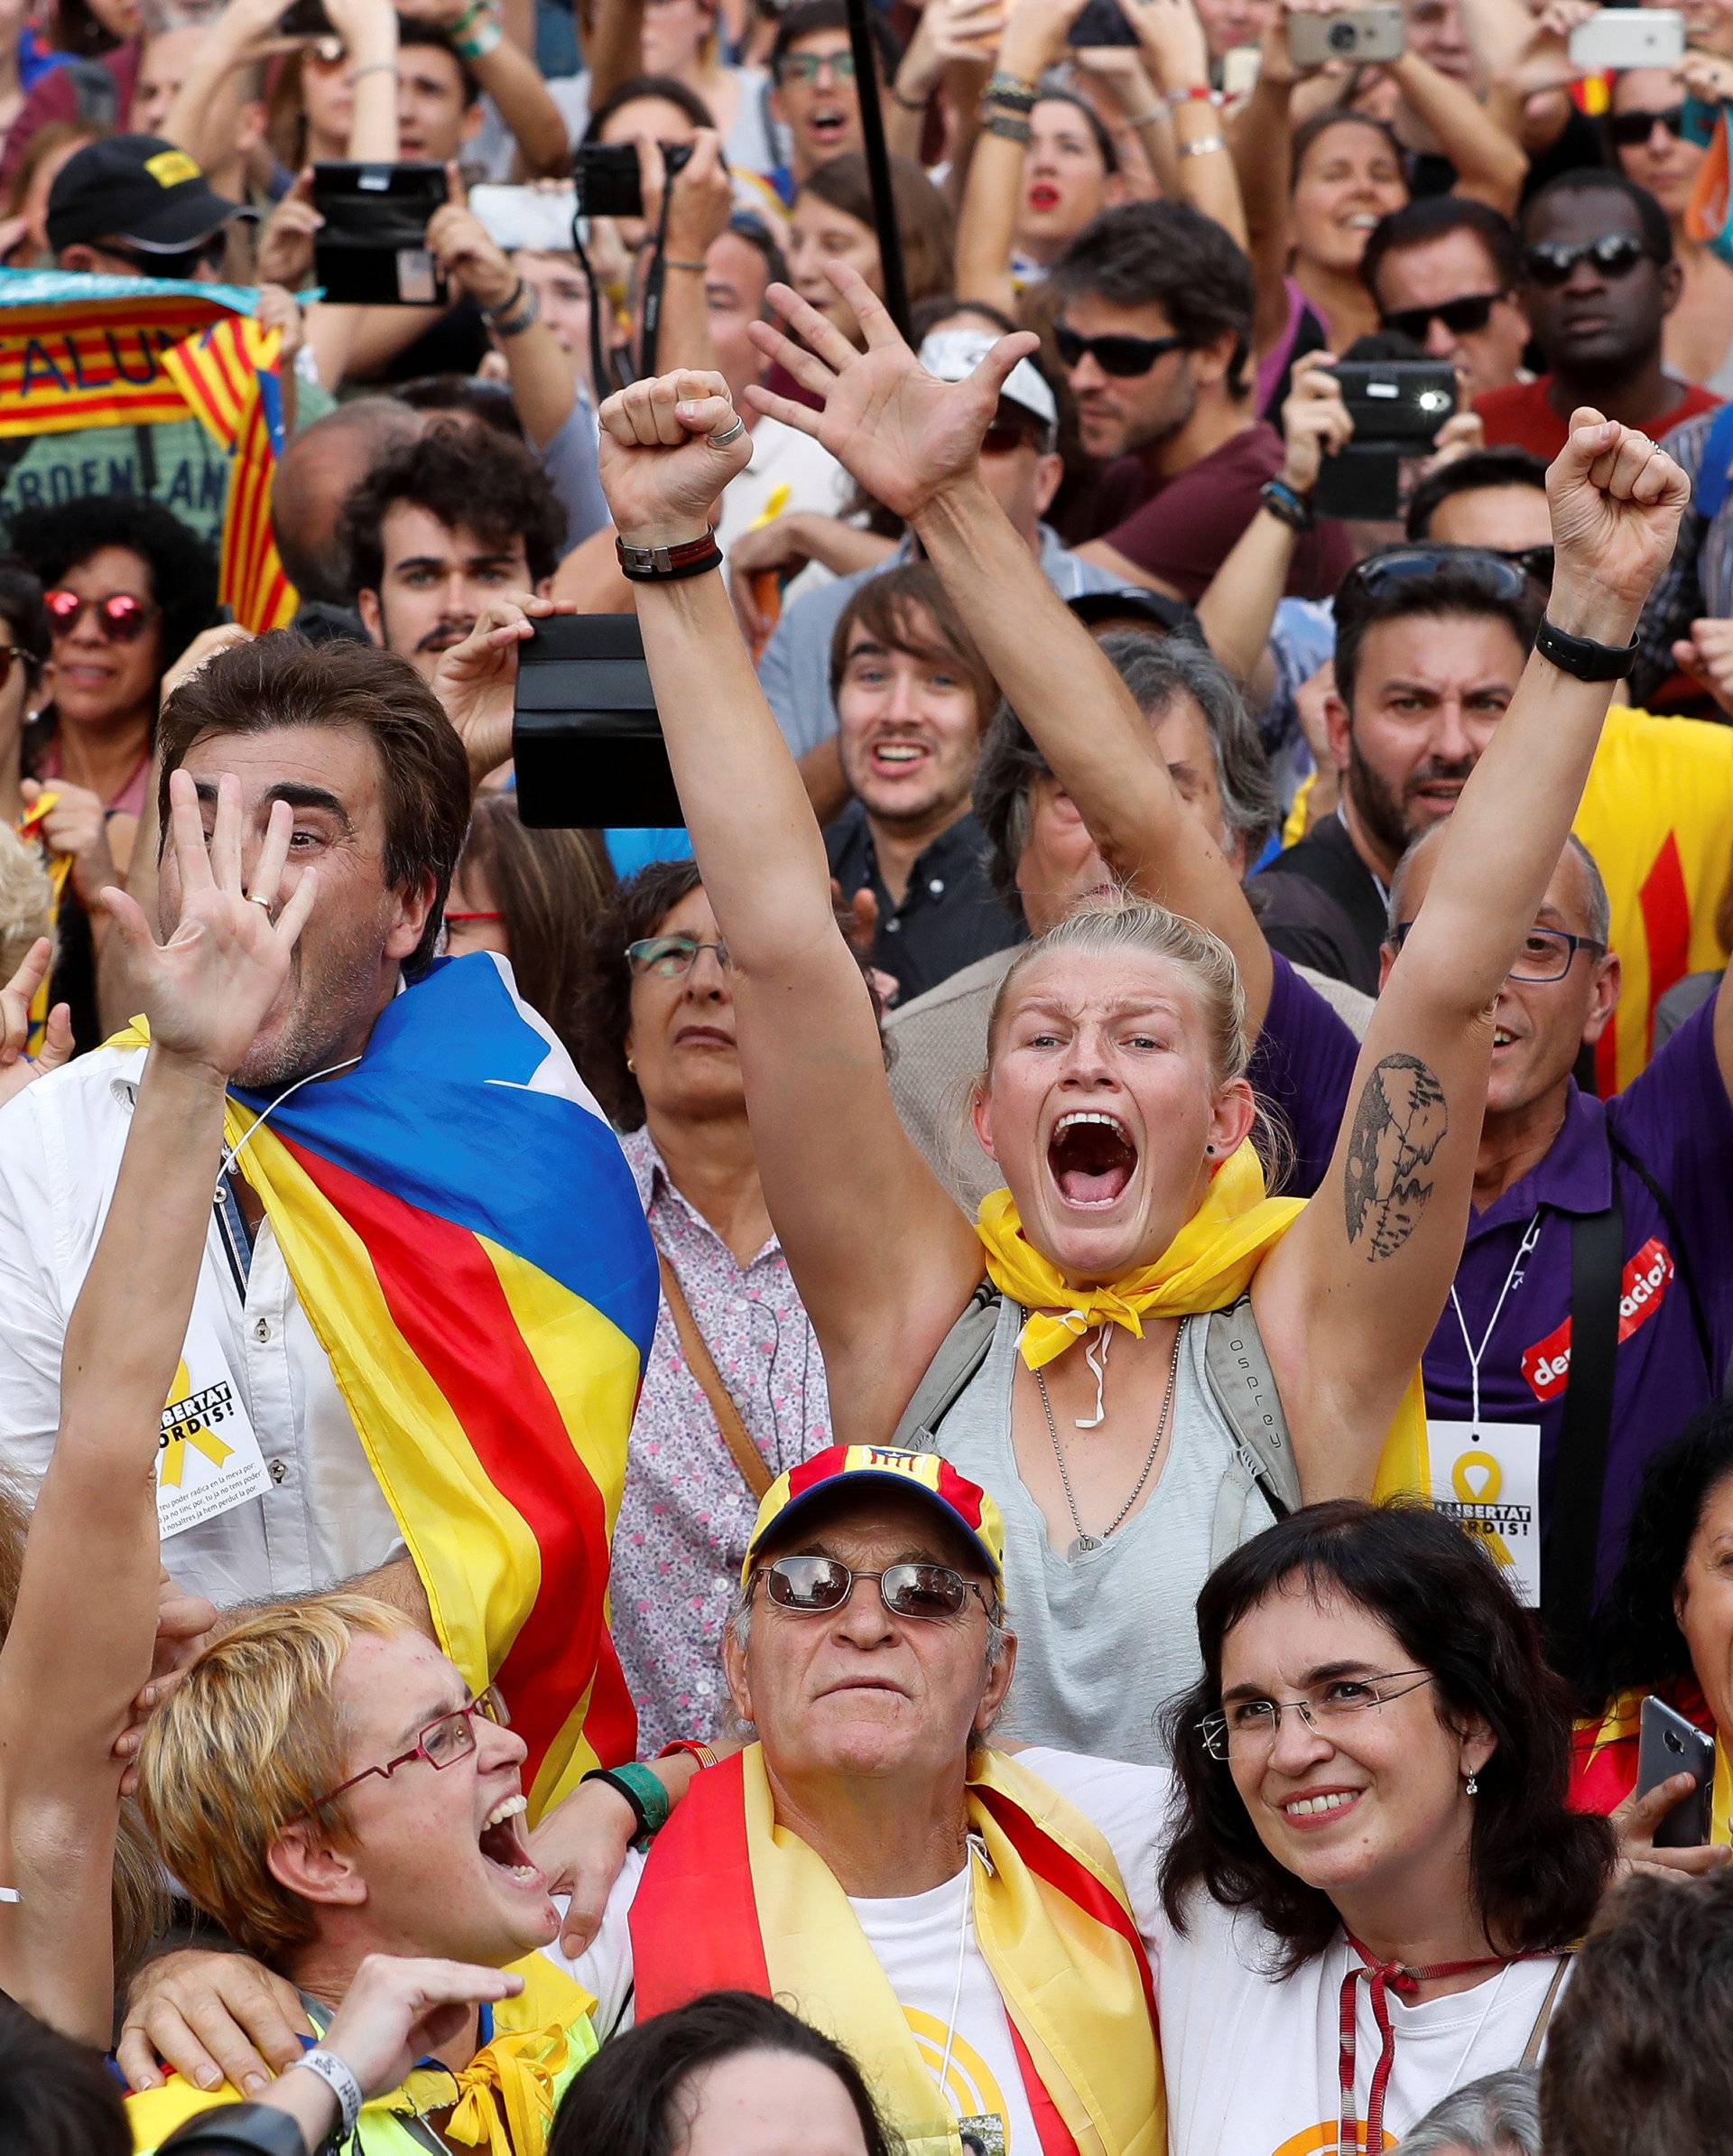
[[1260, 476, 1315, 534], [582, 1765, 649, 1836], [616, 530, 724, 581], [1534, 615, 1638, 683], [159, 2102, 316, 2156]]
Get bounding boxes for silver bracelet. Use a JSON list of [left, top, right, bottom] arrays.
[[1178, 133, 1227, 157], [288, 2049, 364, 2142]]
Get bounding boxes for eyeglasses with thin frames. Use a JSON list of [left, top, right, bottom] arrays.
[[626, 934, 732, 979], [1392, 919, 1605, 982], [289, 1685, 511, 1823], [780, 48, 856, 82], [1197, 1669, 1435, 1761]]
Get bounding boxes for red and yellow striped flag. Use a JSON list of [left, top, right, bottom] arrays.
[[162, 315, 299, 632]]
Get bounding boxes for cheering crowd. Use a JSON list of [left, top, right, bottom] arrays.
[[7, 0, 1733, 2147]]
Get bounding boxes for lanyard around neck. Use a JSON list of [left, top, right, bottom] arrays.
[[1448, 1213, 1544, 1425]]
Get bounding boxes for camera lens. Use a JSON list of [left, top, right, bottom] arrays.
[[1328, 20, 1357, 51]]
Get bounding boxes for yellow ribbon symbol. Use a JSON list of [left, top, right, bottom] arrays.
[[1450, 1446, 1514, 1567], [159, 1361, 236, 1489]]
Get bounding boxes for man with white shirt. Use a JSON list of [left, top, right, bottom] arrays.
[[0, 635, 655, 1654]]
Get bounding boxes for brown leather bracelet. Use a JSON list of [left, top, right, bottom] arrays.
[[616, 529, 723, 581]]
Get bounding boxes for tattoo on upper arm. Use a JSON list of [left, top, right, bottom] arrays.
[[1341, 1053, 1448, 1260]]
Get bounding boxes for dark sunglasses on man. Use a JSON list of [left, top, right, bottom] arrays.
[[1522, 233, 1656, 287], [1337, 544, 1536, 618], [1054, 322, 1188, 376], [42, 590, 158, 644], [1378, 290, 1508, 344], [1606, 103, 1686, 148]]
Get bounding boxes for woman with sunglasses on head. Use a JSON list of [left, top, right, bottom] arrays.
[[1606, 67, 1733, 388], [566, 860, 839, 1755], [581, 258, 1688, 1765], [6, 497, 217, 1056], [1154, 1499, 1613, 2153]]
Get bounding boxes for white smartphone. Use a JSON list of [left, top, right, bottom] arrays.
[[1568, 8, 1685, 71], [1219, 43, 1263, 96], [469, 184, 580, 256]]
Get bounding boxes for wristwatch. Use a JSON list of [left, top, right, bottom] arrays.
[[1259, 476, 1315, 533], [616, 530, 723, 581], [1534, 616, 1639, 682]]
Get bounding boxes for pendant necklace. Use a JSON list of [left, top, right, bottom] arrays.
[[1033, 1315, 1185, 1563]]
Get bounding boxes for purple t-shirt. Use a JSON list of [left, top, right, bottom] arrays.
[[1247, 950, 1361, 1202], [1422, 997, 1733, 1594]]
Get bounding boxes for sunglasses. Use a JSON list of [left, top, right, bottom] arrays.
[[1607, 104, 1686, 148], [1339, 544, 1535, 612], [1522, 233, 1655, 287], [1378, 290, 1506, 343], [1054, 323, 1188, 376], [982, 416, 1044, 455], [43, 590, 157, 644], [780, 48, 856, 81], [752, 1554, 996, 1622]]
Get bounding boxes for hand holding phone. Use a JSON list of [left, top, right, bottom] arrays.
[[1636, 1695, 1717, 1850], [1288, 4, 1404, 68]]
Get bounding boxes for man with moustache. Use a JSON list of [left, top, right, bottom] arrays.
[[1056, 200, 1354, 600], [344, 424, 567, 682]]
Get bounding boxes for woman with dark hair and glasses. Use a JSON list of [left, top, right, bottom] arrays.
[[1606, 67, 1733, 386], [549, 1989, 894, 2156], [5, 497, 216, 1055], [1156, 1500, 1613, 2155], [569, 860, 839, 1753]]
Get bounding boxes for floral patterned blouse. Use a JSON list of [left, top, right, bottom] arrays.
[[613, 1127, 833, 1754]]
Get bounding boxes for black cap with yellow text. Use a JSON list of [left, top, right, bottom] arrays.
[[46, 135, 253, 256]]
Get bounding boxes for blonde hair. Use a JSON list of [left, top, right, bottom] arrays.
[[138, 1594, 414, 1965], [981, 897, 1291, 1187], [0, 825, 53, 986]]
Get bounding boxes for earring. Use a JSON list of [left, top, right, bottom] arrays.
[[626, 1055, 635, 1073], [1466, 1773, 1479, 1797], [1205, 1144, 1216, 1157]]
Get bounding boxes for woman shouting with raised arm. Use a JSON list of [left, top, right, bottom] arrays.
[[591, 271, 1688, 1755]]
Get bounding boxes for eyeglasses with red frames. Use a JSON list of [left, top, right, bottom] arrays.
[[42, 590, 158, 645], [290, 1685, 511, 1823]]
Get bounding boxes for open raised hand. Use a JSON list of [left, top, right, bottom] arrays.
[[596, 367, 755, 548], [743, 265, 1038, 524], [1544, 408, 1691, 634], [0, 938, 72, 1111], [97, 768, 317, 1081]]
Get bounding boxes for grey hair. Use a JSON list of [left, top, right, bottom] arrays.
[[726, 1573, 1012, 1671], [1400, 2069, 1542, 2156], [1385, 826, 1611, 950], [972, 633, 1279, 917]]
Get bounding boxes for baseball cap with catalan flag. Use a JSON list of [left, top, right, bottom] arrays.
[[743, 1445, 1006, 1586]]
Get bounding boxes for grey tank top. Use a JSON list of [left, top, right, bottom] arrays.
[[933, 1296, 1277, 1763]]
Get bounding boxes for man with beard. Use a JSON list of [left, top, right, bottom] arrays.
[[0, 636, 656, 1762], [344, 425, 567, 688], [1252, 555, 1541, 995]]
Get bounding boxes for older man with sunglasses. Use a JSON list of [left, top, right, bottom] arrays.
[[1475, 169, 1722, 460], [120, 1445, 1169, 2156]]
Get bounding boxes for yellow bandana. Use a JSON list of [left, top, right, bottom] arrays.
[[976, 1139, 1304, 1370]]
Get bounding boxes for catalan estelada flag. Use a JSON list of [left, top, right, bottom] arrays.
[[162, 313, 299, 631], [116, 952, 660, 1816], [631, 1746, 1166, 2156]]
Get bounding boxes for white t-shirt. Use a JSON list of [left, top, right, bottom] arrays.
[[561, 1745, 1163, 2156], [559, 1751, 1568, 2156]]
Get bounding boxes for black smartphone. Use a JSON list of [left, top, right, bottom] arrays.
[[279, 0, 335, 36], [1069, 0, 1141, 42], [1636, 1694, 1717, 1849], [1331, 358, 1458, 445], [514, 616, 682, 830], [310, 162, 449, 305]]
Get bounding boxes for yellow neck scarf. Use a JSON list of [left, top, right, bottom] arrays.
[[385, 1955, 598, 2154], [976, 1139, 1305, 1371]]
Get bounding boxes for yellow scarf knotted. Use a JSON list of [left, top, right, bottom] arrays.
[[421, 2024, 573, 2154], [975, 1139, 1432, 1496], [976, 1139, 1304, 1370]]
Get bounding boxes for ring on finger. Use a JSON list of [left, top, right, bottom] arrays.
[[709, 415, 746, 448], [244, 891, 273, 910]]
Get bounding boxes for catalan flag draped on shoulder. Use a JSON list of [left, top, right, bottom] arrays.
[[162, 311, 299, 632], [114, 952, 660, 1817], [631, 1745, 1166, 2156]]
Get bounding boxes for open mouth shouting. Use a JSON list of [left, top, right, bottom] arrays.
[[866, 733, 933, 779], [1047, 1109, 1139, 1209], [477, 1789, 544, 1890], [805, 103, 851, 151]]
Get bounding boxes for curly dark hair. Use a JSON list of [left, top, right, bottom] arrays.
[[5, 497, 218, 684], [572, 858, 707, 1130], [1583, 1408, 1733, 1708], [1159, 1500, 1616, 1972], [548, 1991, 897, 2156], [339, 423, 567, 601]]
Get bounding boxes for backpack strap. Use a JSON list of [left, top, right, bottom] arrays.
[[657, 1251, 772, 1502], [1203, 1297, 1302, 1521], [889, 1278, 1003, 1450], [1693, 399, 1733, 525], [1518, 1949, 1578, 2069], [1543, 1183, 1625, 1681]]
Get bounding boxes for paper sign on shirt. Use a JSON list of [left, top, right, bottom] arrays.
[[1425, 1420, 1542, 1607], [156, 1300, 269, 1540]]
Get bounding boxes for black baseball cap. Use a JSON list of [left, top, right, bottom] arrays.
[[1067, 588, 1208, 646], [47, 135, 254, 258]]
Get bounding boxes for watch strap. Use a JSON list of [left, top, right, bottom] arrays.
[[1260, 476, 1316, 533], [616, 529, 723, 581], [1534, 615, 1638, 683]]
